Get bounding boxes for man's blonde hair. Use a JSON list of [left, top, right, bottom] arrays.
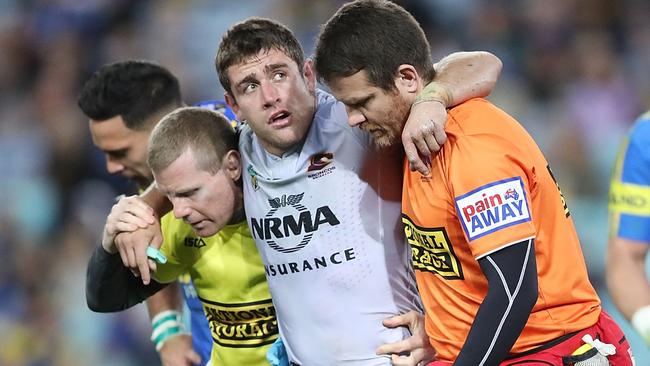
[[147, 107, 238, 174]]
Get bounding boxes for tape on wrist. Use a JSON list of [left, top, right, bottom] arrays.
[[151, 310, 186, 351], [413, 82, 453, 108], [147, 246, 167, 264], [631, 304, 650, 344]]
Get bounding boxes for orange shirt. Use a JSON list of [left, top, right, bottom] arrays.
[[402, 98, 600, 362]]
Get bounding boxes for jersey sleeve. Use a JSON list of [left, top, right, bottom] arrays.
[[609, 115, 650, 242], [152, 214, 190, 283], [446, 108, 536, 258]]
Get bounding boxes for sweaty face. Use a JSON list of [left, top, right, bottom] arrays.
[[89, 116, 152, 187], [225, 48, 316, 156], [327, 70, 411, 147], [154, 148, 239, 237]]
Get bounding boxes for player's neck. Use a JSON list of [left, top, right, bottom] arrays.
[[228, 207, 246, 225]]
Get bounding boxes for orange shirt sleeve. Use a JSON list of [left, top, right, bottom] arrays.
[[446, 107, 537, 258]]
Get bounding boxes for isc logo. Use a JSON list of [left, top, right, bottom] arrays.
[[184, 237, 206, 248], [455, 177, 531, 241]]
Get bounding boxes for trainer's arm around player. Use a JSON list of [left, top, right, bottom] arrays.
[[403, 51, 501, 175]]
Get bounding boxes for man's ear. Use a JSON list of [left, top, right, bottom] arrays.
[[302, 59, 317, 92], [222, 150, 242, 181], [395, 64, 420, 94], [225, 93, 244, 122]]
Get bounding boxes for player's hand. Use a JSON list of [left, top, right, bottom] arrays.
[[402, 100, 448, 176], [114, 220, 163, 285], [376, 310, 436, 366], [102, 195, 156, 253], [159, 333, 202, 366]]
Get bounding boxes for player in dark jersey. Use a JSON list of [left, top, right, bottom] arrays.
[[80, 60, 271, 365]]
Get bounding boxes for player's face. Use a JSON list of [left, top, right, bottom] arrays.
[[327, 70, 411, 147], [154, 148, 241, 237], [225, 48, 316, 156], [89, 116, 153, 187]]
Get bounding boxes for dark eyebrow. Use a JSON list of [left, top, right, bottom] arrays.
[[164, 186, 199, 199], [105, 148, 128, 157], [235, 74, 259, 90], [174, 187, 198, 198], [344, 95, 373, 107], [265, 63, 289, 72], [235, 63, 291, 91]]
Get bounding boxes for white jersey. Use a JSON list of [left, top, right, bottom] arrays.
[[239, 90, 421, 365]]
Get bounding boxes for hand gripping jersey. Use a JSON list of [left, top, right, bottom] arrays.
[[154, 219, 277, 365], [402, 98, 601, 362], [609, 110, 650, 242], [239, 90, 422, 365]]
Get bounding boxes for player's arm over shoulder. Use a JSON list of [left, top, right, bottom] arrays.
[[86, 244, 168, 312], [445, 98, 524, 142]]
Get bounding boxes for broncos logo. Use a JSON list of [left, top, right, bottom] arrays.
[[268, 193, 304, 208]]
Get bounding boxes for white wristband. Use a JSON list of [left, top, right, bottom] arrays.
[[151, 310, 186, 351], [631, 304, 650, 344]]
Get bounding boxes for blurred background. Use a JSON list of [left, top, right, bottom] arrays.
[[1, 0, 649, 364]]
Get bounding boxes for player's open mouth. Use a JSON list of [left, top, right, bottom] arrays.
[[269, 110, 291, 127]]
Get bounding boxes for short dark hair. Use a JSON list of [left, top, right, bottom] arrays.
[[215, 18, 304, 96], [148, 107, 238, 175], [78, 60, 182, 130], [314, 0, 435, 91]]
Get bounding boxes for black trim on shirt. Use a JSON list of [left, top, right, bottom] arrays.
[[454, 239, 538, 366]]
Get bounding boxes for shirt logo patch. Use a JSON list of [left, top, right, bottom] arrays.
[[250, 193, 341, 253], [201, 298, 278, 348], [307, 152, 336, 179], [184, 237, 207, 248], [402, 215, 463, 279], [307, 152, 333, 171], [455, 177, 531, 241], [247, 164, 259, 191], [609, 181, 650, 216]]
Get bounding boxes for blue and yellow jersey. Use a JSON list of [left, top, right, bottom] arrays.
[[194, 100, 239, 128], [609, 110, 650, 242], [154, 217, 277, 366], [176, 273, 212, 363]]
